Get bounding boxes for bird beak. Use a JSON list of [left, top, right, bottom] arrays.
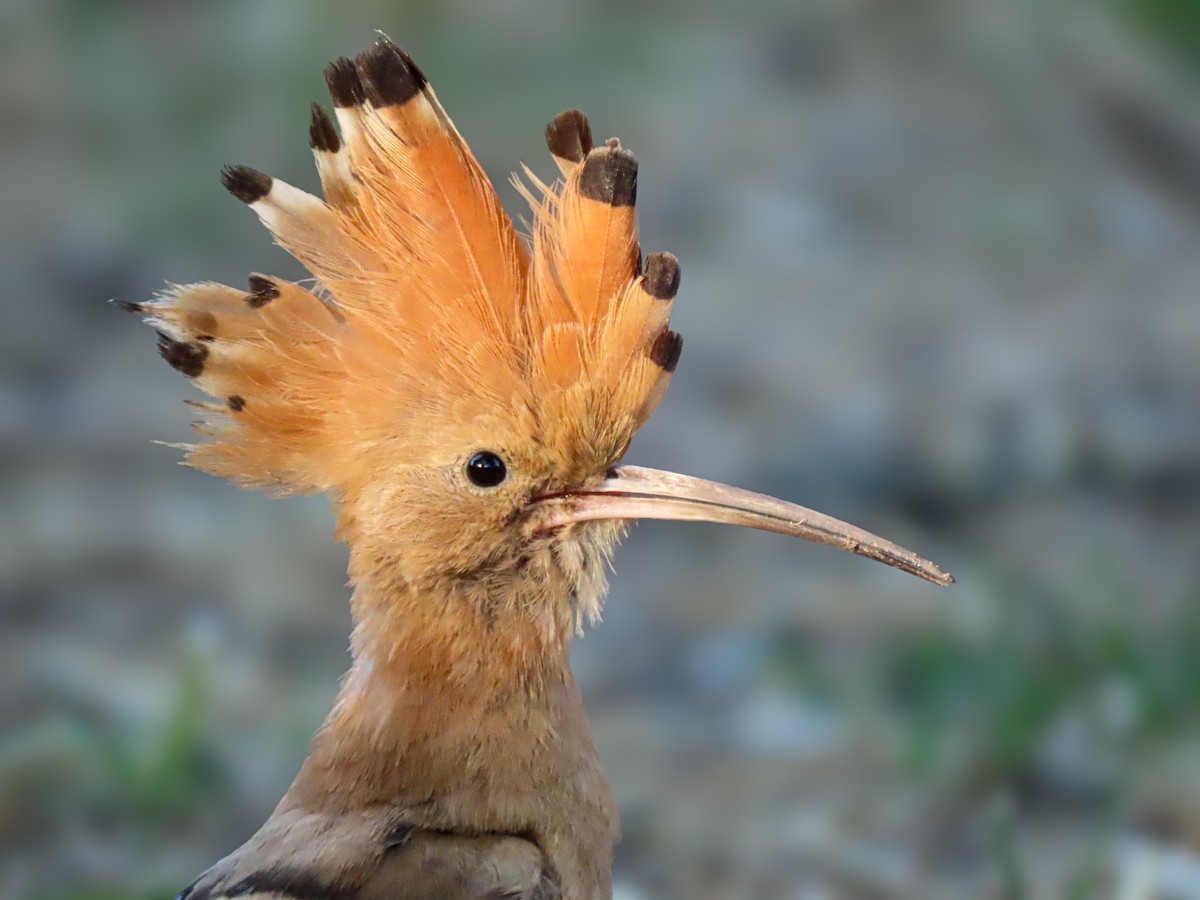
[[528, 465, 954, 587]]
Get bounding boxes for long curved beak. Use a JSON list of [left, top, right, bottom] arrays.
[[528, 465, 954, 587]]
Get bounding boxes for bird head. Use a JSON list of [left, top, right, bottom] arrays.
[[128, 40, 950, 641]]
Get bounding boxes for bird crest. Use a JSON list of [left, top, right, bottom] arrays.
[[126, 39, 680, 503], [124, 37, 951, 627]]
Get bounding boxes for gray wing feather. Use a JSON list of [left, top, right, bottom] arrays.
[[178, 808, 548, 900], [360, 832, 546, 899]]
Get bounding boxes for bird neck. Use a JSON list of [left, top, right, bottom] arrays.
[[285, 568, 572, 807], [278, 550, 620, 862]]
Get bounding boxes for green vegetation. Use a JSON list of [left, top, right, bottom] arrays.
[[888, 582, 1200, 780], [1124, 0, 1200, 62], [23, 655, 225, 900]]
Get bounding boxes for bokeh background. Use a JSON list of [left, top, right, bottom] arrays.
[[4, 1, 1200, 898]]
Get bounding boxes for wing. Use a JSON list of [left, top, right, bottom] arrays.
[[363, 832, 558, 900], [177, 808, 554, 900]]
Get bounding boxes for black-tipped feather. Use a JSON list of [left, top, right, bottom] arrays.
[[324, 57, 365, 108], [246, 275, 280, 308], [355, 40, 426, 108], [642, 253, 680, 300], [578, 148, 637, 207], [157, 332, 209, 379], [545, 109, 593, 164], [221, 165, 272, 204], [309, 103, 341, 152], [649, 329, 683, 373]]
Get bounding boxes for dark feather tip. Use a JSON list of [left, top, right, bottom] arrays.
[[578, 147, 638, 207], [545, 109, 593, 164], [309, 103, 341, 152], [156, 332, 208, 379], [227, 395, 246, 412], [191, 310, 218, 337], [355, 40, 426, 108], [246, 275, 279, 308], [220, 165, 272, 204], [324, 56, 365, 108], [112, 299, 145, 315], [642, 252, 681, 300], [649, 328, 683, 373]]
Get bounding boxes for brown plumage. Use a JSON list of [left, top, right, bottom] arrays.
[[122, 38, 952, 900]]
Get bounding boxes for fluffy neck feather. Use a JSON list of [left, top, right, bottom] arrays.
[[277, 528, 623, 894]]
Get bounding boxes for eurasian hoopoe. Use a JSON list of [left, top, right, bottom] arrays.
[[122, 38, 952, 900]]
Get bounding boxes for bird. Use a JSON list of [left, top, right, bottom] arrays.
[[120, 37, 953, 900]]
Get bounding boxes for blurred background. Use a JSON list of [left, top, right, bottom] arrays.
[[3, 0, 1200, 897]]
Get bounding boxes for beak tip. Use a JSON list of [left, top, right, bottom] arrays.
[[930, 568, 956, 587]]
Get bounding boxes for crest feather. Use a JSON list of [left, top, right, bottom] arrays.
[[131, 278, 345, 493], [131, 40, 682, 496]]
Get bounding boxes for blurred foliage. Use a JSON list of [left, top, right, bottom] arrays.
[[887, 580, 1200, 781], [1124, 0, 1200, 62], [101, 655, 219, 830], [762, 552, 1200, 797], [12, 657, 224, 900], [990, 806, 1028, 900]]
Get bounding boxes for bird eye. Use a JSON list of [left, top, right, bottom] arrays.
[[466, 451, 507, 488]]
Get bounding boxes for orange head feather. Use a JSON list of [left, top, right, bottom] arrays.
[[127, 40, 685, 617], [124, 39, 950, 646]]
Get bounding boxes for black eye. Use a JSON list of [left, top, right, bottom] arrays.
[[466, 451, 507, 488]]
